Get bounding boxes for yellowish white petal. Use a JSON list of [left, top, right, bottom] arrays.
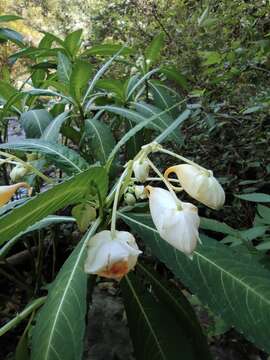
[[165, 164, 225, 210], [0, 182, 30, 207], [84, 230, 141, 280], [147, 186, 200, 255], [133, 159, 149, 183]]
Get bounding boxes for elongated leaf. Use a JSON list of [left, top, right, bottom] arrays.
[[135, 102, 183, 143], [199, 217, 236, 236], [149, 80, 181, 118], [136, 263, 212, 359], [0, 28, 24, 46], [0, 15, 22, 22], [119, 212, 270, 353], [57, 52, 72, 84], [42, 111, 70, 142], [127, 68, 159, 100], [235, 193, 270, 203], [0, 167, 107, 245], [159, 66, 189, 90], [0, 140, 89, 174], [154, 109, 190, 144], [83, 43, 134, 56], [145, 32, 165, 66], [0, 215, 75, 258], [121, 273, 198, 360], [21, 110, 53, 138], [106, 101, 182, 164], [23, 88, 73, 103], [64, 29, 82, 57], [83, 47, 127, 103], [31, 219, 100, 360], [0, 80, 21, 110], [85, 118, 115, 164], [70, 60, 92, 101]]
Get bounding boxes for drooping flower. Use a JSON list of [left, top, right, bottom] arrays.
[[165, 164, 225, 210], [0, 182, 30, 207], [84, 230, 142, 280], [133, 158, 149, 183], [10, 164, 28, 182], [146, 186, 200, 256]]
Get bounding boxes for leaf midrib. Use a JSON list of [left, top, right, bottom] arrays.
[[119, 212, 270, 307], [125, 275, 167, 360]]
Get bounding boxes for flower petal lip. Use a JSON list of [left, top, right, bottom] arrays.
[[84, 230, 141, 280], [147, 186, 200, 255], [165, 164, 225, 210], [0, 182, 30, 207]]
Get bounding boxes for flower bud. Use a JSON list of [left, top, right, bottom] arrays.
[[84, 230, 142, 280], [0, 182, 30, 207], [133, 159, 149, 183], [146, 186, 200, 256], [124, 193, 136, 206], [165, 164, 225, 210], [134, 185, 147, 199], [10, 164, 28, 182]]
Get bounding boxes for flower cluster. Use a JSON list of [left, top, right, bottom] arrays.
[[84, 143, 225, 280]]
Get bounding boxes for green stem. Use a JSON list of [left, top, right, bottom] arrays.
[[158, 148, 207, 172], [0, 297, 46, 337], [110, 168, 129, 237], [0, 151, 54, 184], [147, 158, 182, 209]]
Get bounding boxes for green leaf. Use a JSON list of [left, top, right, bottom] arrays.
[[85, 118, 115, 164], [0, 28, 24, 46], [21, 110, 53, 138], [64, 29, 83, 57], [31, 219, 100, 360], [0, 15, 22, 22], [96, 79, 125, 102], [121, 273, 199, 360], [71, 203, 96, 232], [136, 263, 212, 359], [42, 111, 70, 143], [0, 140, 89, 174], [22, 88, 73, 103], [145, 32, 165, 66], [83, 43, 134, 56], [83, 47, 126, 103], [70, 60, 92, 101], [235, 193, 270, 203], [135, 102, 183, 143], [31, 69, 46, 88], [0, 80, 21, 110], [159, 66, 189, 90], [57, 52, 72, 84], [199, 217, 236, 236], [105, 101, 182, 164], [0, 167, 107, 245], [154, 109, 190, 144], [127, 68, 159, 100], [119, 212, 270, 354], [0, 215, 75, 258], [149, 80, 182, 118], [200, 51, 222, 66]]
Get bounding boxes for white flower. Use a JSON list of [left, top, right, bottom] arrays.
[[165, 164, 225, 210], [0, 182, 30, 207], [84, 230, 142, 280], [134, 185, 147, 199], [133, 159, 149, 183], [124, 193, 136, 206], [10, 164, 28, 182], [146, 186, 200, 256]]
